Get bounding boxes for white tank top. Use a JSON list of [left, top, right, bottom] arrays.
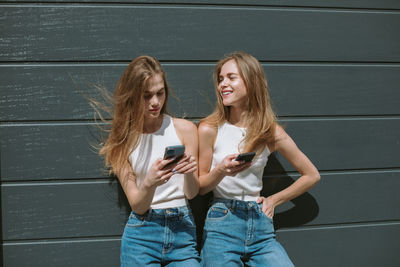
[[129, 115, 187, 209], [211, 122, 270, 201]]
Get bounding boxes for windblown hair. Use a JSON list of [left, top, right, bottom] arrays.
[[201, 51, 278, 154], [99, 56, 170, 176]]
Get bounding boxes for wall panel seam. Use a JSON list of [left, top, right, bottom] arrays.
[[1, 2, 400, 12]]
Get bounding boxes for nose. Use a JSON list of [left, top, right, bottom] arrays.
[[150, 95, 159, 106], [220, 77, 229, 87]]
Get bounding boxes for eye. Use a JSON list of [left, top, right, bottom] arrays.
[[144, 94, 152, 100], [157, 90, 164, 96]]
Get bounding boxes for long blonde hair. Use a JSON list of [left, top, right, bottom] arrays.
[[99, 56, 170, 175], [201, 51, 277, 154]]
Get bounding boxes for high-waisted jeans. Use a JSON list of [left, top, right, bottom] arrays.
[[121, 205, 201, 267], [201, 198, 294, 267]]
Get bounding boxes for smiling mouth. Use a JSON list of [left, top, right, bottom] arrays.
[[222, 91, 232, 96]]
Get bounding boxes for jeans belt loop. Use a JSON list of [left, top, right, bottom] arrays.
[[147, 208, 152, 220], [231, 199, 236, 210]]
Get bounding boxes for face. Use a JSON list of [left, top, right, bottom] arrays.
[[143, 74, 166, 120], [218, 59, 248, 107]]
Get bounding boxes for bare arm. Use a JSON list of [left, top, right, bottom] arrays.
[[117, 158, 178, 215], [258, 125, 321, 218], [173, 118, 199, 199], [198, 122, 250, 195]]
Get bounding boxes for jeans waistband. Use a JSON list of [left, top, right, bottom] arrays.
[[212, 198, 262, 212], [132, 205, 190, 220]]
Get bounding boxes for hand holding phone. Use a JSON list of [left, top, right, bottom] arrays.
[[163, 145, 185, 170], [235, 152, 256, 163]]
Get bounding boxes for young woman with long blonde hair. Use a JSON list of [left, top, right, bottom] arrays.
[[99, 56, 201, 266], [198, 51, 320, 266]]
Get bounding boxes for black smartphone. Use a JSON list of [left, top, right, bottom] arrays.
[[235, 152, 256, 162], [163, 145, 185, 161]]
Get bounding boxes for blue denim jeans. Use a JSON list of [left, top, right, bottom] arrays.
[[201, 198, 294, 267], [121, 205, 201, 267]]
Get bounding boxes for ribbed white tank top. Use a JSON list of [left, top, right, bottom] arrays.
[[211, 122, 270, 201], [129, 115, 187, 209]]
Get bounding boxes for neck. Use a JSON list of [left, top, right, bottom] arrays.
[[143, 114, 164, 133], [228, 106, 248, 127]]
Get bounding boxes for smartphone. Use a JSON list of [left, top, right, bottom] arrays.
[[235, 152, 256, 162], [163, 145, 185, 161]]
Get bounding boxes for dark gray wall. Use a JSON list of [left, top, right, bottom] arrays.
[[1, 1, 400, 266]]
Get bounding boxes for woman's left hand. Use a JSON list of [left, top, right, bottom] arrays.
[[171, 153, 197, 174], [257, 196, 276, 219]]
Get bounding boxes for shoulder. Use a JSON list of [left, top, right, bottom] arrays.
[[198, 121, 218, 139], [274, 124, 288, 141], [172, 117, 197, 134], [268, 124, 289, 152]]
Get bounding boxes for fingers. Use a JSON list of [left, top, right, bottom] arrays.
[[225, 162, 251, 176], [172, 155, 197, 174], [158, 157, 179, 171], [160, 171, 174, 183], [258, 197, 274, 219]]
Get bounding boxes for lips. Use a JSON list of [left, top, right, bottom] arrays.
[[221, 90, 233, 96], [149, 108, 160, 112]]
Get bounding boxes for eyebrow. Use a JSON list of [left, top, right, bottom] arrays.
[[144, 87, 165, 94], [220, 72, 238, 76]]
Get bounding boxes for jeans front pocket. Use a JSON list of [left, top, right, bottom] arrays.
[[206, 204, 230, 221], [125, 211, 146, 228]]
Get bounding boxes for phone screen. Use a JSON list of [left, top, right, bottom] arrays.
[[163, 145, 185, 160], [235, 152, 256, 162]]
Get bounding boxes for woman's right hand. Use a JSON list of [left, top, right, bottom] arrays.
[[216, 154, 252, 177], [142, 158, 178, 188]]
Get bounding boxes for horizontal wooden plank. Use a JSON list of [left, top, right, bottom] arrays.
[[1, 6, 399, 62], [2, 64, 400, 121], [3, 238, 120, 267], [2, 181, 128, 240], [274, 117, 400, 172], [0, 64, 214, 121], [2, 171, 399, 240], [264, 170, 400, 228], [1, 123, 106, 180], [2, 118, 399, 180], [278, 223, 400, 267], [3, 223, 399, 267], [2, 1, 400, 9]]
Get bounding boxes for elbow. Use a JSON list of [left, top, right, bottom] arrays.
[[313, 171, 321, 185], [186, 188, 199, 200], [198, 184, 212, 196], [198, 188, 208, 196]]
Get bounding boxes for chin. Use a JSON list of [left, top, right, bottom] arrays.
[[222, 100, 232, 106], [145, 113, 161, 119]]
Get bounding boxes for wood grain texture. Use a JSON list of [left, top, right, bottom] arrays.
[[264, 170, 400, 228], [3, 238, 120, 267], [2, 118, 399, 181], [278, 223, 400, 267], [2, 64, 400, 121], [2, 181, 128, 240], [2, 170, 399, 240], [1, 123, 106, 181], [2, 0, 400, 9], [275, 117, 400, 172], [1, 6, 399, 62], [3, 223, 399, 267]]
